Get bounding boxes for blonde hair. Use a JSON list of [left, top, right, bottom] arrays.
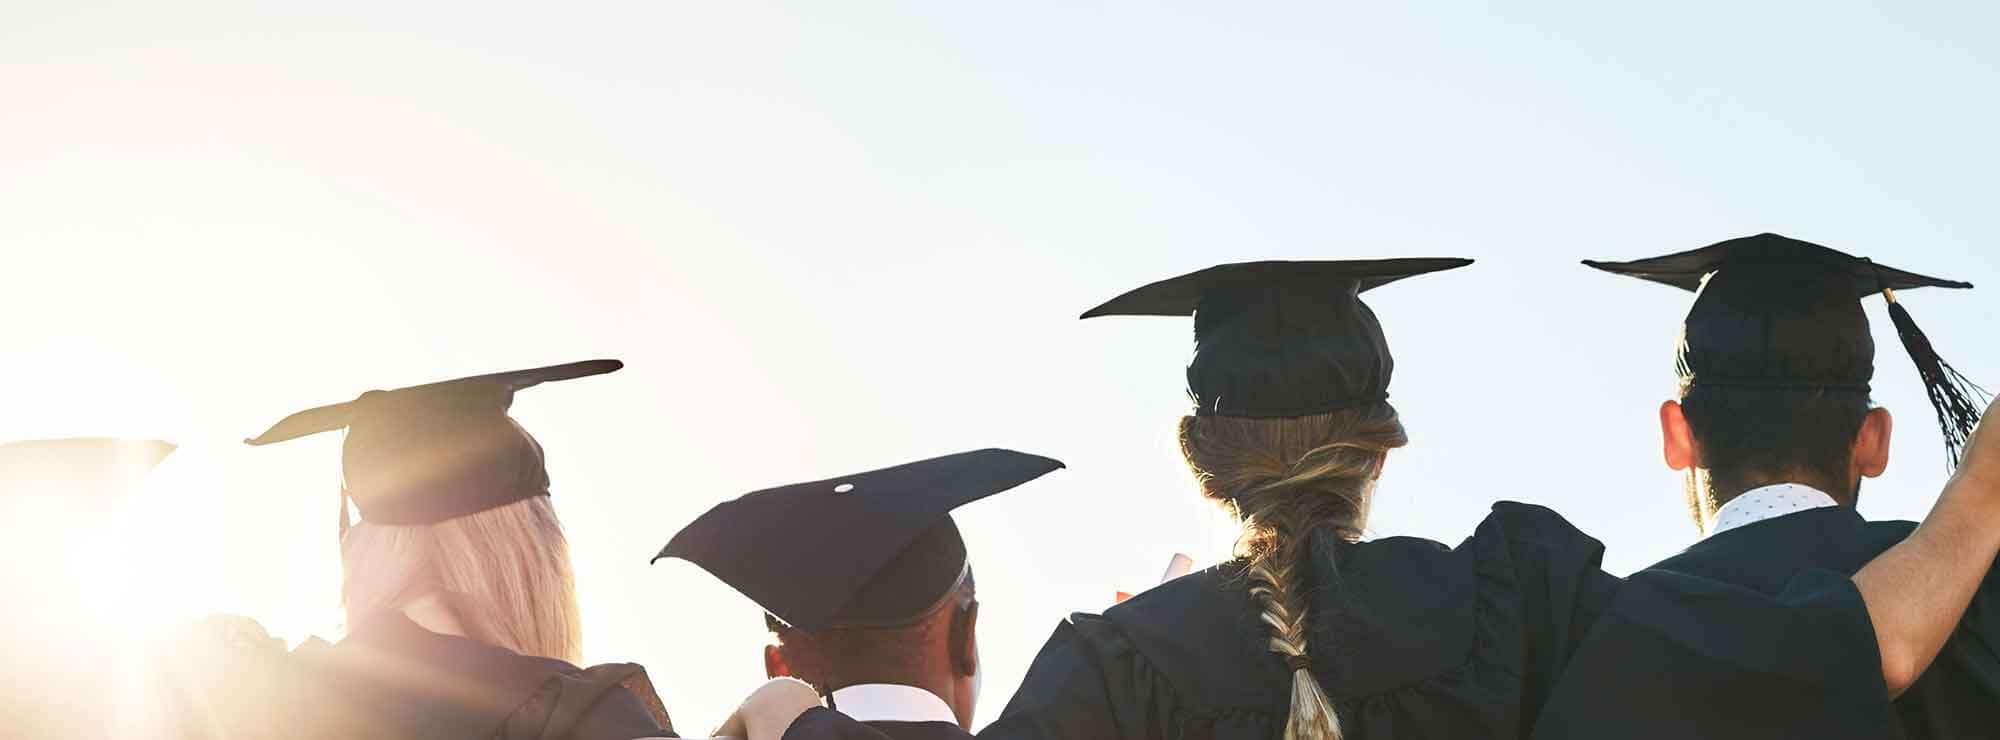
[[340, 495, 583, 664], [1178, 404, 1408, 740]]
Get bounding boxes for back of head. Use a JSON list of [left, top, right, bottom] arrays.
[[1587, 236, 1985, 500], [1678, 384, 1873, 504], [761, 521, 983, 727], [767, 571, 976, 694], [1676, 261, 1876, 503], [341, 495, 583, 664], [1178, 402, 1408, 740]]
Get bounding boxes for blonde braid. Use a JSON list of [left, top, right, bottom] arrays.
[[1248, 553, 1341, 740], [1180, 404, 1407, 740]]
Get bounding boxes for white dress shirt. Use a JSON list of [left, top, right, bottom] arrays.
[[1705, 482, 1840, 538], [828, 683, 959, 724]]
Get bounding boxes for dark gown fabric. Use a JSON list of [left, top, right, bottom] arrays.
[[980, 502, 1615, 739], [1534, 507, 2000, 739], [160, 613, 672, 740], [782, 709, 976, 740], [781, 502, 1896, 740]]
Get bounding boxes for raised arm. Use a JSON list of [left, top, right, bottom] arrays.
[[1852, 396, 2000, 695]]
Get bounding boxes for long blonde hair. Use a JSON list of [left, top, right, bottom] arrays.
[[340, 495, 584, 664], [1178, 403, 1408, 740]]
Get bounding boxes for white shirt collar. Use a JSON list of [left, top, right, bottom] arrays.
[[1705, 482, 1839, 538], [828, 683, 959, 725]]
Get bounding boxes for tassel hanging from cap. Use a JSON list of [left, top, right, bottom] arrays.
[[1883, 288, 1989, 470]]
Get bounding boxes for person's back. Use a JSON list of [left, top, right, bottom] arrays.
[[992, 501, 1616, 740], [161, 361, 674, 740], [1535, 235, 2000, 738], [979, 261, 1648, 739], [657, 448, 1067, 740], [160, 607, 669, 740], [1647, 510, 2000, 737], [773, 256, 2000, 740], [761, 569, 982, 740]]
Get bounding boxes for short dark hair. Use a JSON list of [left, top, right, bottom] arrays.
[[1678, 383, 1872, 497], [765, 573, 976, 690]]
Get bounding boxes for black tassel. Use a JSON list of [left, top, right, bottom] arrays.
[[1885, 290, 1989, 470]]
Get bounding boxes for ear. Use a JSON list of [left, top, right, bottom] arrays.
[[949, 601, 979, 678], [1661, 400, 1697, 471], [763, 644, 791, 679], [1853, 407, 1893, 479]]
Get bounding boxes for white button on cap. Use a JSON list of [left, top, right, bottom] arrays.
[[833, 483, 856, 494]]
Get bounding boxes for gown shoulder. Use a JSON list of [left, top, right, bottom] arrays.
[[984, 502, 1618, 739]]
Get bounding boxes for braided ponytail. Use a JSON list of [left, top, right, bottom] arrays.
[[1179, 404, 1407, 740]]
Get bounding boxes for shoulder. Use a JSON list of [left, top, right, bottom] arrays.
[[1862, 517, 1918, 541], [1084, 564, 1286, 706], [506, 660, 673, 739], [309, 617, 668, 738], [158, 615, 323, 737], [1097, 563, 1257, 668], [861, 720, 976, 740], [1474, 501, 1599, 547], [1462, 501, 1609, 585]]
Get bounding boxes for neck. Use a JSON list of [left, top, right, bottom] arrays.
[[399, 591, 469, 639], [825, 673, 964, 727], [1697, 474, 1854, 525]]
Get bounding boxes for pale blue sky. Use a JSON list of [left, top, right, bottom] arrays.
[[5, 1, 1999, 731]]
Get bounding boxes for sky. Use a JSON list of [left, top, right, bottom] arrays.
[[5, 1, 2000, 732]]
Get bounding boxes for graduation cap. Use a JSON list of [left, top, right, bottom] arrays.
[[655, 448, 1064, 632], [244, 360, 623, 534], [0, 438, 176, 500], [1081, 258, 1474, 418], [1586, 233, 1985, 468]]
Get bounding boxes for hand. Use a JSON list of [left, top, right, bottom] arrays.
[[170, 614, 283, 660], [712, 677, 823, 740]]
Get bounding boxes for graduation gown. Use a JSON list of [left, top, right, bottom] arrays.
[[782, 502, 1896, 740], [161, 613, 673, 740], [779, 684, 974, 740], [783, 708, 975, 740], [1533, 506, 2000, 739], [979, 502, 1613, 739]]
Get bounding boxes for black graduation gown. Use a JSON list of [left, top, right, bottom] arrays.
[[1533, 507, 2000, 739], [161, 613, 673, 740], [783, 709, 975, 740], [979, 502, 1614, 739], [781, 502, 1895, 740]]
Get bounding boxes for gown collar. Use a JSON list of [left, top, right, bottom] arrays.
[[829, 683, 958, 725]]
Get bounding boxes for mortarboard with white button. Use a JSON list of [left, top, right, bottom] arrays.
[[655, 448, 1064, 632]]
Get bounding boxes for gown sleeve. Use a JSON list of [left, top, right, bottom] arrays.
[[781, 708, 896, 740], [1472, 501, 1623, 735], [1895, 558, 2000, 736], [776, 615, 1176, 740], [979, 616, 1182, 740], [504, 662, 676, 739], [1529, 566, 1901, 740]]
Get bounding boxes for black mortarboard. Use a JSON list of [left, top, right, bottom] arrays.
[[243, 360, 623, 532], [655, 448, 1064, 632], [1586, 233, 1985, 467], [1081, 259, 1473, 418]]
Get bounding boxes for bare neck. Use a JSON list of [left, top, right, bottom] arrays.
[[399, 591, 469, 639]]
